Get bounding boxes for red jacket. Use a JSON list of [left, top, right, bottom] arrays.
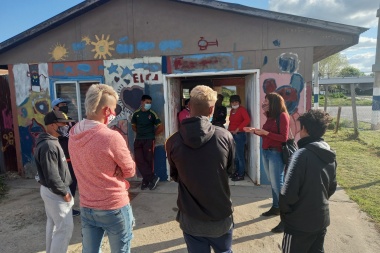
[[261, 112, 289, 151], [228, 106, 250, 132]]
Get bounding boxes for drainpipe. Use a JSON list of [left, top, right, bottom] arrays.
[[372, 5, 380, 130], [313, 63, 319, 109]]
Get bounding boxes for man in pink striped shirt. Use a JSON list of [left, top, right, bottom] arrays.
[[69, 84, 136, 253]]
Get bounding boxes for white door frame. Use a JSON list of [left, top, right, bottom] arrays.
[[163, 70, 261, 183]]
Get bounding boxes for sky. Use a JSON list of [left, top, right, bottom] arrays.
[[1, 0, 378, 74]]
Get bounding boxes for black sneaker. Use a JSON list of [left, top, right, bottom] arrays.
[[141, 182, 149, 190], [231, 175, 244, 181], [149, 176, 160, 190], [72, 209, 80, 217], [261, 207, 280, 216], [271, 221, 284, 233], [229, 173, 238, 179]]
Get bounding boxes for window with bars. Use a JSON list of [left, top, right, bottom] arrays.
[[54, 80, 100, 121]]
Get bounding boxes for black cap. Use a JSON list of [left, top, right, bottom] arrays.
[[44, 111, 74, 126]]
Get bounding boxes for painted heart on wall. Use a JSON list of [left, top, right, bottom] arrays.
[[121, 85, 144, 112]]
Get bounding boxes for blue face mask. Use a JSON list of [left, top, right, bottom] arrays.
[[144, 104, 152, 110], [209, 116, 213, 122]]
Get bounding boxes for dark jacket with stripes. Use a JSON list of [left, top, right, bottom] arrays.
[[279, 136, 337, 233]]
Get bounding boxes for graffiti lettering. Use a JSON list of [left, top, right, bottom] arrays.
[[132, 73, 159, 83]]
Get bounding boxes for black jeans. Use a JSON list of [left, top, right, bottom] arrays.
[[183, 228, 233, 253], [134, 139, 155, 183]]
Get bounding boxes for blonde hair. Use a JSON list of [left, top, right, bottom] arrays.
[[190, 85, 217, 115], [85, 84, 118, 117]]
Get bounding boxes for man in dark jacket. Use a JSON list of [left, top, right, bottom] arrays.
[[52, 97, 80, 216], [165, 85, 235, 253], [34, 110, 75, 253], [279, 109, 337, 253]]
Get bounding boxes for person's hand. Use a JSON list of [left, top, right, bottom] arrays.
[[254, 128, 269, 136], [63, 192, 72, 202], [114, 166, 123, 177], [243, 127, 255, 133]]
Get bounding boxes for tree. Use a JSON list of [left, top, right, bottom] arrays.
[[318, 53, 349, 78], [339, 66, 361, 77]]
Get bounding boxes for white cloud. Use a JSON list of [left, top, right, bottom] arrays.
[[268, 0, 378, 28]]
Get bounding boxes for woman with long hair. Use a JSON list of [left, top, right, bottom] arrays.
[[228, 95, 251, 181], [244, 92, 289, 233]]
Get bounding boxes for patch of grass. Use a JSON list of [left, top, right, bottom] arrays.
[[314, 95, 372, 106], [0, 174, 9, 200], [325, 129, 380, 224]]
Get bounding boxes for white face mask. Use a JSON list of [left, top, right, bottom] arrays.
[[231, 105, 239, 109]]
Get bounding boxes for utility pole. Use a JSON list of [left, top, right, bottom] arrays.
[[313, 63, 319, 109], [371, 4, 380, 130]]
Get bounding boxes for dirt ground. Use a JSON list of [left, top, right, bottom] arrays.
[[2, 174, 380, 253]]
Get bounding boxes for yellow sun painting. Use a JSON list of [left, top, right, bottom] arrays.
[[49, 43, 69, 61], [82, 36, 91, 45], [91, 34, 115, 59]]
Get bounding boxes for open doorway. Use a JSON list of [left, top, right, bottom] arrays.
[[163, 70, 262, 184]]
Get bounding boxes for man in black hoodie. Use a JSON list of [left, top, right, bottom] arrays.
[[280, 109, 337, 253], [165, 85, 235, 253], [34, 110, 75, 253]]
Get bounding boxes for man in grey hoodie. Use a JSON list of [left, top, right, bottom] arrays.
[[34, 110, 75, 253], [165, 85, 235, 253]]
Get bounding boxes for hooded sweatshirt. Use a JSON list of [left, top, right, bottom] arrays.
[[166, 116, 235, 222], [280, 136, 337, 233], [34, 133, 72, 196], [68, 119, 136, 210]]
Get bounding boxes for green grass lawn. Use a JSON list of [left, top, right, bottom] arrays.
[[325, 129, 380, 225]]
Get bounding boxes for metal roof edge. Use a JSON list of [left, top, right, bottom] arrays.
[[172, 0, 369, 35], [0, 0, 111, 54]]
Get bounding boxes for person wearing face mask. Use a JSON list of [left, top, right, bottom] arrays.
[[52, 98, 80, 217], [244, 92, 290, 233], [227, 95, 251, 181], [178, 98, 191, 124], [34, 110, 75, 253], [132, 94, 164, 190], [68, 84, 136, 252]]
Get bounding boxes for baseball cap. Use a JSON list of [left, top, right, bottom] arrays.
[[51, 98, 70, 108], [44, 110, 75, 126]]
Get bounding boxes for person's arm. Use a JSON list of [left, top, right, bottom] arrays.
[[111, 133, 136, 179], [328, 160, 338, 198], [279, 149, 305, 214], [41, 149, 70, 198], [131, 112, 137, 132], [155, 124, 164, 135], [165, 137, 179, 182], [226, 133, 236, 175], [237, 107, 251, 130]]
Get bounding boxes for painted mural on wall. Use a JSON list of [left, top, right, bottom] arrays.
[[0, 76, 18, 172], [261, 52, 304, 137], [13, 63, 50, 177], [103, 57, 164, 144], [50, 34, 184, 61]]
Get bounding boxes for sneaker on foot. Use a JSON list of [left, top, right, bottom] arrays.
[[149, 176, 160, 190], [229, 173, 238, 179], [271, 221, 284, 233], [72, 209, 80, 217], [141, 181, 149, 190], [231, 175, 244, 181], [261, 207, 280, 216]]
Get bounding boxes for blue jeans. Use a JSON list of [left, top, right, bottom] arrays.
[[233, 133, 246, 177], [183, 228, 233, 253], [81, 204, 134, 253], [262, 149, 284, 208]]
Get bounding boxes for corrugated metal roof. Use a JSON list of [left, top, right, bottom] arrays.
[[0, 0, 368, 54]]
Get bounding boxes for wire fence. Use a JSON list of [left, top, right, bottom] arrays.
[[316, 84, 373, 131]]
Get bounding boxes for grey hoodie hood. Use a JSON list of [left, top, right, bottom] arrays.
[[305, 141, 336, 164], [179, 116, 215, 149], [36, 132, 58, 145]]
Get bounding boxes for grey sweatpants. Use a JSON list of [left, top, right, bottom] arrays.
[[40, 185, 74, 253]]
